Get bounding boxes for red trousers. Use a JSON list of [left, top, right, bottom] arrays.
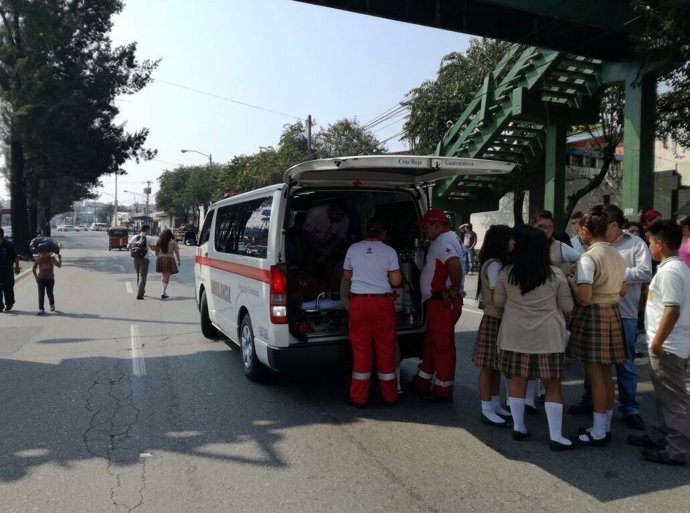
[[413, 297, 462, 398], [348, 295, 398, 405]]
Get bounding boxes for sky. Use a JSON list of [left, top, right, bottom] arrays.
[[1, 0, 472, 204]]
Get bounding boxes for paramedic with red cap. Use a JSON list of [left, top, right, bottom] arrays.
[[342, 217, 402, 407], [413, 208, 464, 401]]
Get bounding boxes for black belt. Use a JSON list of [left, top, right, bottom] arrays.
[[430, 291, 445, 300], [351, 293, 392, 297]]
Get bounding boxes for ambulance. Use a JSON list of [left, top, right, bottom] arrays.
[[194, 155, 513, 380]]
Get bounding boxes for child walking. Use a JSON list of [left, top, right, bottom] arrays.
[[32, 247, 62, 315], [628, 220, 690, 465]]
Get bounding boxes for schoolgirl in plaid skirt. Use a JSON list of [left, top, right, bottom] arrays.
[[567, 205, 627, 447], [472, 225, 514, 427], [494, 226, 574, 450]]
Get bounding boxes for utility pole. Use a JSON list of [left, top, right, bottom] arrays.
[[143, 180, 152, 223], [307, 114, 313, 157], [113, 172, 118, 227]]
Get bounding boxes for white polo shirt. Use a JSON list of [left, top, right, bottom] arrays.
[[420, 230, 465, 302], [343, 240, 400, 294], [645, 256, 690, 359]]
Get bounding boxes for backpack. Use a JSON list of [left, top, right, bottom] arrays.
[[130, 234, 148, 258]]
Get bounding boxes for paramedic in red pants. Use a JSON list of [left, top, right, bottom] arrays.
[[342, 217, 402, 407], [413, 208, 464, 402]]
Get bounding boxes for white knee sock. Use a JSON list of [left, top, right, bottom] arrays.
[[508, 397, 527, 434], [525, 380, 537, 407], [492, 395, 511, 417], [162, 283, 168, 294], [545, 402, 571, 445], [481, 400, 507, 424], [579, 412, 607, 442]]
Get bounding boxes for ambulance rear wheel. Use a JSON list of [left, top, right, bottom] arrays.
[[240, 314, 266, 382]]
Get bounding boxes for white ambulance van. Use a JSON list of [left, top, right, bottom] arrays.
[[194, 155, 513, 380]]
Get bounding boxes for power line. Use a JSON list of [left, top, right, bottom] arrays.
[[153, 78, 303, 120]]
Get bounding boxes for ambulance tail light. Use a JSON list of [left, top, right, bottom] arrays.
[[270, 265, 288, 324]]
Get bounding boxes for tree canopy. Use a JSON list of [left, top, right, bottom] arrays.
[[0, 0, 157, 252], [156, 117, 384, 221], [401, 38, 511, 154]]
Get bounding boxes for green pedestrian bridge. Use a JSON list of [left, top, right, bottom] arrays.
[[296, 1, 665, 225]]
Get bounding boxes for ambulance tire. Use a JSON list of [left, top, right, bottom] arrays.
[[240, 314, 266, 382], [200, 290, 218, 339]]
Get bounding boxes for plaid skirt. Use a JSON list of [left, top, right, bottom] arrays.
[[472, 315, 501, 370], [498, 349, 565, 380], [156, 255, 179, 274], [566, 303, 625, 364]]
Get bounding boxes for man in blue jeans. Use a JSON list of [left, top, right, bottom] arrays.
[[460, 223, 477, 275], [568, 205, 652, 430]]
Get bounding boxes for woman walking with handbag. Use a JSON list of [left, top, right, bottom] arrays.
[[156, 228, 181, 299]]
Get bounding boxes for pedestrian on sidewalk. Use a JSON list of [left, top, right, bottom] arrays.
[[127, 225, 157, 299], [156, 228, 181, 299], [32, 246, 62, 315], [0, 227, 20, 312], [628, 219, 690, 466]]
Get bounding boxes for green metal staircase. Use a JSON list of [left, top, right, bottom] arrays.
[[433, 44, 604, 214]]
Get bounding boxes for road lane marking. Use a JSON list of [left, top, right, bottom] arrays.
[[130, 324, 147, 377], [126, 282, 133, 295]]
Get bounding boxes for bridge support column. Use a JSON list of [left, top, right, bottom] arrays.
[[544, 121, 566, 227], [622, 73, 656, 219]]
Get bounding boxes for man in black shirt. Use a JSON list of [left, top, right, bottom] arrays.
[[0, 227, 21, 311]]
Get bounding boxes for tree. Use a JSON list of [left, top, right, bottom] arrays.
[[632, 0, 690, 149], [313, 118, 385, 157], [156, 167, 195, 224], [561, 86, 624, 230], [0, 0, 157, 254], [401, 38, 511, 154], [96, 204, 115, 224]]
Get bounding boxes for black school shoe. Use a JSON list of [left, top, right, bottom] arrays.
[[480, 413, 513, 428], [642, 448, 686, 466], [628, 434, 663, 449], [623, 414, 646, 431], [550, 439, 577, 452]]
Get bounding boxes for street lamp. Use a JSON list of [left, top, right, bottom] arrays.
[[181, 148, 213, 167], [124, 189, 149, 224]]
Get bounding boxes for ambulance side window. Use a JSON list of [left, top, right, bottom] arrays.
[[214, 196, 272, 258], [198, 210, 214, 246]]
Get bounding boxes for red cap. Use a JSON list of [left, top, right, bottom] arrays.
[[416, 208, 449, 225], [643, 209, 661, 224]]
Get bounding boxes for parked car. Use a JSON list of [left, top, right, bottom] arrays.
[[173, 225, 198, 245], [56, 224, 76, 232]]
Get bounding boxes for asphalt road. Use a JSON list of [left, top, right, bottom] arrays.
[[0, 231, 688, 513]]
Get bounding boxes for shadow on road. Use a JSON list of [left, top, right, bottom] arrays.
[[0, 325, 687, 503]]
